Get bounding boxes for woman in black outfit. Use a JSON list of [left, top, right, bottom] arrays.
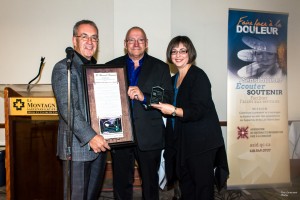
[[152, 36, 229, 200]]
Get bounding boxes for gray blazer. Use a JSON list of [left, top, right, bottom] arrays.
[[52, 53, 99, 161]]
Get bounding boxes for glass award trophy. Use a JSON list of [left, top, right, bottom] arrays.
[[150, 86, 164, 104]]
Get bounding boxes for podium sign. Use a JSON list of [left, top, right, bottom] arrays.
[[9, 97, 58, 116]]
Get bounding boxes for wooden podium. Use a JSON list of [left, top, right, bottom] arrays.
[[2, 84, 63, 200]]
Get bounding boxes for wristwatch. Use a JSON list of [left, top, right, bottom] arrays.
[[172, 107, 177, 117]]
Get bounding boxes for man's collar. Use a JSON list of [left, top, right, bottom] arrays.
[[126, 53, 147, 64], [74, 51, 97, 64]]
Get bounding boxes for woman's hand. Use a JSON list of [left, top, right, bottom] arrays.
[[151, 102, 175, 115]]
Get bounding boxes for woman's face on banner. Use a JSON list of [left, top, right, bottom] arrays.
[[255, 51, 277, 69]]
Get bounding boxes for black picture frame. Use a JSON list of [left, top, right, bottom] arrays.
[[82, 64, 135, 147]]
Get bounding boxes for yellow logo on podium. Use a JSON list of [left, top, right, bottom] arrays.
[[10, 97, 58, 116]]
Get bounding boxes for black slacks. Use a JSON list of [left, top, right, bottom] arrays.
[[111, 146, 162, 200], [179, 149, 217, 200]]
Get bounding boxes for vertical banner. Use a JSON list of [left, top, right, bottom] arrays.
[[227, 9, 290, 188]]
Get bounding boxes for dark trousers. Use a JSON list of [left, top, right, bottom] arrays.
[[63, 152, 107, 200], [111, 146, 162, 200], [179, 149, 217, 200]]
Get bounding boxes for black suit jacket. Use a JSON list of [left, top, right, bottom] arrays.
[[106, 53, 173, 151]]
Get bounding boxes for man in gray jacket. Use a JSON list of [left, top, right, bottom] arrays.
[[52, 20, 110, 200]]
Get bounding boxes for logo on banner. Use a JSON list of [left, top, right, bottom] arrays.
[[237, 126, 249, 139]]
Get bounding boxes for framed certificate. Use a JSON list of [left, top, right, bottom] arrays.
[[82, 64, 135, 147]]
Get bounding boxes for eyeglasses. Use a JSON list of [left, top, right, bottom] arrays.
[[171, 49, 188, 55], [126, 38, 146, 44], [75, 34, 99, 42]]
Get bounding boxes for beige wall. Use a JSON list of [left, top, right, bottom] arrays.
[[1, 0, 299, 145]]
